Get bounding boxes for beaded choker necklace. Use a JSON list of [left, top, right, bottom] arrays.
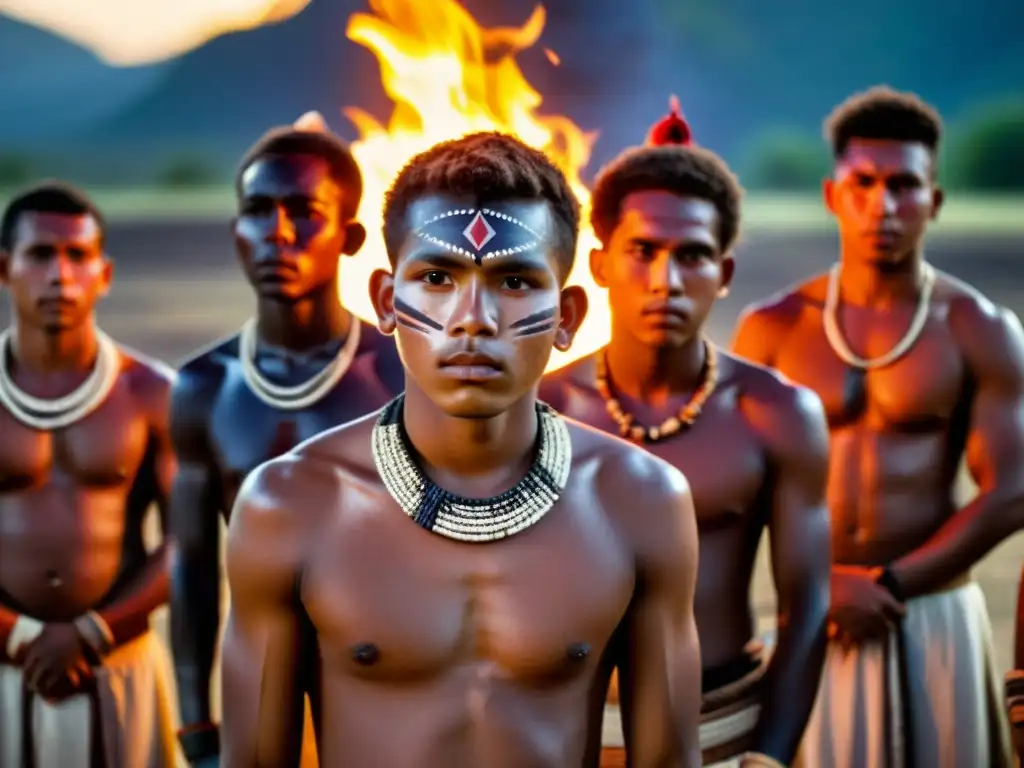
[[595, 339, 718, 444], [371, 395, 572, 542]]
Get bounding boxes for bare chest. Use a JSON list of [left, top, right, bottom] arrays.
[[776, 314, 966, 430], [558, 385, 766, 528], [302, 493, 634, 687], [0, 388, 150, 492], [209, 363, 393, 504]]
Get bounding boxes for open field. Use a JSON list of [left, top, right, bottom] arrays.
[[0, 218, 1022, 724], [2, 186, 1023, 233]]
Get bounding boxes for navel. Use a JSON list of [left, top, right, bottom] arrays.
[[45, 569, 63, 588], [566, 642, 590, 661], [350, 642, 380, 666]]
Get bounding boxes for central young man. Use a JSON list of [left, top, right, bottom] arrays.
[[219, 131, 704, 767], [540, 110, 831, 767]]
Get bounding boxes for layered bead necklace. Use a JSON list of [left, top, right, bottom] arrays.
[[0, 328, 120, 431], [595, 339, 719, 444], [238, 315, 361, 410], [371, 394, 572, 543]]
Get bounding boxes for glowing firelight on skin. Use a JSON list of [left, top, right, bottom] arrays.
[[0, 0, 312, 66], [5, 0, 612, 370], [339, 0, 610, 372]]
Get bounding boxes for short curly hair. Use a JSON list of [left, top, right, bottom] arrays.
[[1, 181, 106, 252], [382, 131, 580, 280], [236, 127, 363, 220], [590, 145, 743, 253], [824, 85, 943, 158]]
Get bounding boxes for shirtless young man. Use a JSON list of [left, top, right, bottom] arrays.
[[0, 183, 179, 766], [1008, 564, 1024, 763], [168, 113, 402, 766], [732, 85, 1019, 767], [540, 107, 831, 767], [219, 131, 703, 767]]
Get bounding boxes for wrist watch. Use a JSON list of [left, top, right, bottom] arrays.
[[874, 564, 906, 602], [178, 722, 220, 762]]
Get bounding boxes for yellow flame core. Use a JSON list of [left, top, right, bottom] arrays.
[[0, 0, 312, 65], [342, 0, 609, 371]]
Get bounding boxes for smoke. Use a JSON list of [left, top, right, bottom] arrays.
[[0, 0, 312, 65]]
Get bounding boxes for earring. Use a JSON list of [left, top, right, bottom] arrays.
[[717, 287, 730, 298]]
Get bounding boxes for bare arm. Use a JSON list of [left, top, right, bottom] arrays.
[[891, 304, 1024, 598], [221, 459, 310, 768], [614, 458, 702, 767], [94, 366, 178, 646], [746, 383, 832, 762], [168, 369, 224, 732]]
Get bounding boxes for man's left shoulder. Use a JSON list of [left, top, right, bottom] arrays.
[[726, 350, 828, 444], [117, 345, 176, 413], [938, 272, 1024, 357], [569, 420, 690, 515], [567, 422, 696, 570]]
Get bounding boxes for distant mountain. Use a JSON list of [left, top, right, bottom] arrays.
[[0, 16, 172, 142], [82, 0, 363, 147], [79, 0, 663, 164], [2, 0, 1021, 183]]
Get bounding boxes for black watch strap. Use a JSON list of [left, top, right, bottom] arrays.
[[875, 565, 906, 603], [179, 725, 220, 762]]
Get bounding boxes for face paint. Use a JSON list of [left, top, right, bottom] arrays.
[[382, 194, 579, 420], [394, 296, 443, 334], [413, 208, 542, 266], [511, 307, 557, 338]]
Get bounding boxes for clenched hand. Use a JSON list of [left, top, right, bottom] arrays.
[[828, 566, 905, 650], [21, 623, 93, 701]]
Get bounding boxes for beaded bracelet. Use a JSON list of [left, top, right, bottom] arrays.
[[74, 610, 114, 657], [5, 615, 43, 659], [1009, 697, 1024, 729], [1007, 672, 1024, 730], [740, 751, 787, 768], [1006, 669, 1024, 698]]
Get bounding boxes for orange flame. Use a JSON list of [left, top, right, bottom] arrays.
[[339, 0, 609, 371]]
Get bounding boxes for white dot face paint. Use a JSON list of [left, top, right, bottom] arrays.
[[412, 207, 544, 265]]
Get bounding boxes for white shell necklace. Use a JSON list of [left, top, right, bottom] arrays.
[[238, 315, 361, 410], [823, 261, 936, 370], [0, 328, 120, 431]]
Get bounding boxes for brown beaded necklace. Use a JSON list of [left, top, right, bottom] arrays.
[[594, 339, 719, 444]]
